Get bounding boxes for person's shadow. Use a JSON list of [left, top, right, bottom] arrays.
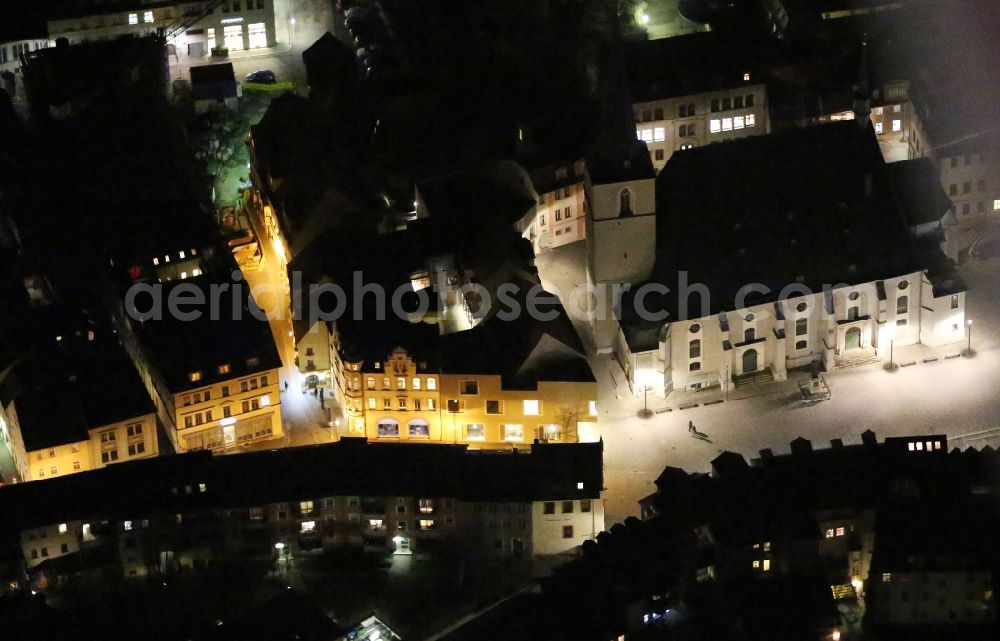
[[690, 428, 712, 443]]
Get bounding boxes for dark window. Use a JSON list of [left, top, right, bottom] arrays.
[[619, 189, 632, 215], [796, 318, 808, 336], [896, 296, 908, 314], [848, 306, 860, 320], [655, 149, 664, 161], [951, 295, 960, 309], [653, 107, 664, 120], [461, 380, 479, 395], [744, 328, 755, 342], [543, 502, 555, 514], [562, 525, 574, 539], [486, 400, 502, 414], [689, 362, 701, 372], [734, 96, 744, 108], [711, 99, 720, 112], [746, 94, 755, 107], [795, 340, 808, 350], [562, 501, 574, 514], [689, 339, 701, 358], [722, 97, 732, 110]]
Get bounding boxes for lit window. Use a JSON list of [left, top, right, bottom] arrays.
[[825, 528, 835, 538], [301, 520, 316, 532], [224, 24, 244, 50], [993, 199, 1000, 211], [58, 523, 67, 534], [762, 559, 771, 571], [368, 397, 376, 409], [248, 22, 267, 49], [427, 378, 436, 390], [874, 122, 883, 134], [152, 257, 159, 266], [523, 400, 540, 416], [124, 520, 133, 531], [892, 119, 901, 132], [734, 116, 745, 129], [465, 424, 485, 440], [260, 395, 270, 407], [503, 424, 523, 441], [746, 113, 756, 127], [743, 72, 750, 81], [218, 363, 230, 374], [143, 10, 154, 23], [128, 12, 138, 25], [874, 106, 883, 115], [835, 527, 845, 536], [653, 127, 665, 142], [412, 378, 421, 390], [710, 119, 721, 133], [588, 400, 597, 415], [640, 128, 653, 143], [189, 371, 202, 382], [722, 118, 733, 131]]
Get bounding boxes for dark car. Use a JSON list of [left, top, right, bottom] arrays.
[[245, 69, 277, 84]]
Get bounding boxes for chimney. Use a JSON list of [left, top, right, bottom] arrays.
[[861, 429, 877, 447], [759, 448, 774, 460], [831, 439, 844, 448]]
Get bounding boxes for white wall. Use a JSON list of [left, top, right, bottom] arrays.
[[532, 497, 604, 556]]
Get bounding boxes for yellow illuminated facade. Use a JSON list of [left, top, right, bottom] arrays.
[[25, 413, 158, 482], [340, 348, 596, 447], [175, 366, 283, 452]]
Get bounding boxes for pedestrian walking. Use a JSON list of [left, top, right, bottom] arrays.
[[688, 420, 695, 433], [284, 380, 289, 391]]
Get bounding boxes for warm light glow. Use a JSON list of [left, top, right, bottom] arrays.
[[640, 13, 650, 24], [274, 542, 285, 550], [220, 417, 236, 426], [260, 395, 270, 407]]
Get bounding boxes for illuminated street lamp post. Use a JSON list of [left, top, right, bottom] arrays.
[[965, 319, 974, 355]]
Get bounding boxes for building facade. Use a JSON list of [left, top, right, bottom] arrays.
[[339, 346, 597, 448], [46, 1, 279, 68], [633, 81, 771, 171], [616, 271, 966, 397], [518, 160, 588, 255]]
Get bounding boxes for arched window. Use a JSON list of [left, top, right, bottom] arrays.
[[896, 295, 908, 314], [619, 189, 632, 216], [689, 339, 701, 359], [744, 328, 755, 342]]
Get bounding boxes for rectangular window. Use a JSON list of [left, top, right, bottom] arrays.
[[746, 113, 756, 127], [465, 424, 485, 440], [709, 119, 721, 133], [397, 377, 406, 390], [796, 340, 807, 350], [383, 398, 391, 410], [128, 12, 138, 25], [128, 442, 145, 456], [523, 399, 540, 415], [562, 500, 574, 514], [543, 501, 555, 514], [874, 122, 884, 134], [722, 118, 733, 131], [412, 378, 421, 390], [486, 400, 503, 414], [562, 525, 574, 539], [892, 119, 902, 132], [247, 22, 267, 49], [143, 10, 154, 23], [653, 127, 665, 142], [224, 24, 244, 51], [503, 424, 523, 441], [428, 398, 437, 411], [951, 294, 960, 309], [368, 397, 376, 409], [795, 318, 808, 336], [896, 296, 908, 314], [734, 115, 745, 129], [581, 499, 592, 513], [398, 399, 407, 410]]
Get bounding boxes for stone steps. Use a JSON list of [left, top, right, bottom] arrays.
[[733, 368, 775, 389], [834, 351, 881, 370]]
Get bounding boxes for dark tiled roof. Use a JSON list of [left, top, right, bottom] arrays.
[[619, 122, 952, 348], [884, 157, 952, 227], [0, 440, 605, 532], [133, 275, 281, 392]]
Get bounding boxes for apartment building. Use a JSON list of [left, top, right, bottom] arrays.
[[46, 1, 278, 62], [614, 122, 962, 398], [518, 159, 588, 255], [334, 291, 598, 448], [0, 307, 158, 484], [0, 440, 605, 588]]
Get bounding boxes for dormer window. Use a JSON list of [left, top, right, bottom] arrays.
[[218, 364, 231, 375], [152, 257, 160, 266], [246, 356, 260, 368], [189, 371, 203, 382]]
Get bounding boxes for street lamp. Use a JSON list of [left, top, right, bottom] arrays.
[[965, 319, 974, 355]]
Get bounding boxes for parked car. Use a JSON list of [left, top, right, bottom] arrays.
[[245, 69, 277, 84]]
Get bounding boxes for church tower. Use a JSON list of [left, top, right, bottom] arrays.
[[585, 40, 657, 350]]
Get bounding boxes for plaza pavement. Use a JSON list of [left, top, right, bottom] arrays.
[[536, 242, 1000, 524]]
